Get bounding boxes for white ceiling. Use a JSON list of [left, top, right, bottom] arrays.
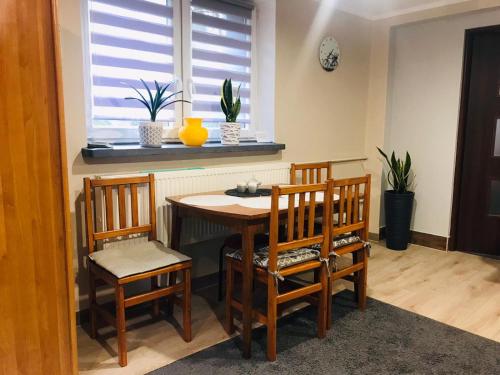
[[335, 0, 471, 20]]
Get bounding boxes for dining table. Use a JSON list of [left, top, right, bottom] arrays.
[[166, 188, 337, 358]]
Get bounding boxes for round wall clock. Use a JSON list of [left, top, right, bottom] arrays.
[[319, 36, 340, 72]]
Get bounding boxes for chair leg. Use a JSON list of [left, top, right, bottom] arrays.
[[358, 248, 368, 310], [225, 259, 235, 334], [218, 244, 226, 302], [353, 251, 360, 303], [326, 277, 333, 330], [167, 271, 177, 315], [317, 267, 328, 338], [115, 285, 127, 367], [88, 269, 97, 339], [267, 275, 278, 362], [182, 268, 192, 342], [151, 276, 160, 318]]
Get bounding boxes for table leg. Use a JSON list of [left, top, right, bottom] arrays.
[[241, 224, 255, 358], [170, 205, 182, 250]]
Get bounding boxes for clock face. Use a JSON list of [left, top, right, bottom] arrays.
[[319, 36, 340, 72]]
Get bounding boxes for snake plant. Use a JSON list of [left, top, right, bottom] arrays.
[[125, 79, 189, 122], [377, 147, 413, 193], [220, 78, 241, 122]]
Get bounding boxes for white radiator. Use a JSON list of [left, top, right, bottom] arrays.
[[97, 162, 291, 248]]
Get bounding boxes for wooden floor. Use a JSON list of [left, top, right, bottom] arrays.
[[77, 243, 500, 374]]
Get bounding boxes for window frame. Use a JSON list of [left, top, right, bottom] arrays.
[[82, 0, 258, 143]]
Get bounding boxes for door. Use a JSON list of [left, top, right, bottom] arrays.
[[0, 0, 77, 373], [452, 26, 500, 255]]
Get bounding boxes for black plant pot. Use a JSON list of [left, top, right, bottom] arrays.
[[384, 190, 415, 250]]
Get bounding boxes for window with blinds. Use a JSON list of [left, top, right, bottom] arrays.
[[87, 0, 176, 129], [190, 0, 253, 128], [84, 0, 255, 140]]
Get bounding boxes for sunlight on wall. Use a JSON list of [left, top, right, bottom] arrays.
[[289, 0, 338, 84]]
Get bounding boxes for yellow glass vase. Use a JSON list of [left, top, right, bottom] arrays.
[[178, 117, 208, 146]]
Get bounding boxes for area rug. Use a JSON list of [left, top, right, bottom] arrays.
[[149, 291, 500, 374]]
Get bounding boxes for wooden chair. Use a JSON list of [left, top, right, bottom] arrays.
[[327, 175, 371, 329], [290, 161, 332, 184], [217, 232, 269, 301], [225, 182, 333, 361], [84, 174, 192, 367], [290, 162, 333, 235]]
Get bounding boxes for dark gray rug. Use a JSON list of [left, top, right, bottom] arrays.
[[149, 291, 500, 374]]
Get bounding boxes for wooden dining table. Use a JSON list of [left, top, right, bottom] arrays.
[[166, 188, 336, 358]]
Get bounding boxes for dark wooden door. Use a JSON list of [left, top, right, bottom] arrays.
[[453, 26, 500, 256]]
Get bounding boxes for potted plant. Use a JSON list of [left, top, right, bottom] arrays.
[[125, 79, 188, 147], [220, 78, 241, 145], [377, 147, 415, 250]]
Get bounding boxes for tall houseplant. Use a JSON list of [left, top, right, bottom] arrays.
[[126, 79, 188, 147], [377, 147, 415, 250], [219, 78, 241, 145]]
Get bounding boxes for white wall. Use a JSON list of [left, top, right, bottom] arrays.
[[385, 8, 500, 237], [363, 0, 500, 235], [275, 0, 371, 162]]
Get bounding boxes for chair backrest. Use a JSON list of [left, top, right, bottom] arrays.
[[331, 174, 371, 240], [268, 181, 333, 274], [84, 174, 156, 254], [290, 162, 332, 184]]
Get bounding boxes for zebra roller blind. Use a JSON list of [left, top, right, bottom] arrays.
[[191, 0, 253, 128], [87, 0, 176, 125]]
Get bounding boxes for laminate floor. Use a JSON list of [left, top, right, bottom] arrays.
[[77, 243, 500, 375]]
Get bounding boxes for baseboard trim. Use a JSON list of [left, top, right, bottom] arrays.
[[378, 226, 447, 251], [410, 230, 447, 250], [76, 271, 220, 326]]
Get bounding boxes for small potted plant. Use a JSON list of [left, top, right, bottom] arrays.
[[220, 78, 241, 145], [377, 147, 415, 250], [125, 79, 188, 147]]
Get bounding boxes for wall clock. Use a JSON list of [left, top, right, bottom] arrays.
[[319, 36, 340, 72]]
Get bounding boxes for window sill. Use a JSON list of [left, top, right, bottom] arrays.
[[81, 141, 285, 161]]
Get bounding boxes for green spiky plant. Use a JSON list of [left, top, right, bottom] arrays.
[[220, 79, 241, 122], [125, 79, 190, 122], [377, 147, 413, 193]]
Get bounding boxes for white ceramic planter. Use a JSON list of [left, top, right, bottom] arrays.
[[139, 121, 163, 147], [220, 122, 240, 145]]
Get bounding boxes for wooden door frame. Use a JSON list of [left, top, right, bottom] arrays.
[[449, 24, 500, 251], [51, 0, 79, 372]]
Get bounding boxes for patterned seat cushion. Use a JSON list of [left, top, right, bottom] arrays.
[[226, 246, 319, 269], [310, 235, 362, 252], [332, 235, 363, 248], [88, 240, 191, 278]]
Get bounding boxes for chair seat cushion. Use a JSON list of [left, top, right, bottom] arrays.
[[332, 235, 362, 249], [88, 240, 191, 278], [226, 246, 319, 269], [310, 235, 362, 252]]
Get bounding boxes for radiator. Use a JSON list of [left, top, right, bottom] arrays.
[[97, 162, 291, 248]]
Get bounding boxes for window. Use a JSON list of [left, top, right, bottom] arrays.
[[84, 0, 255, 141], [85, 0, 178, 140], [190, 0, 252, 128]]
